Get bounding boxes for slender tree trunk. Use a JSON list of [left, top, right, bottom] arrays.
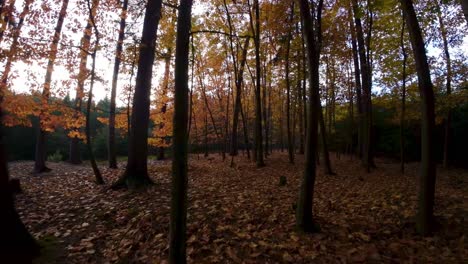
[[296, 0, 323, 233], [400, 12, 407, 174], [352, 0, 373, 171], [1, 0, 32, 88], [112, 0, 163, 189], [0, 0, 16, 44], [400, 0, 436, 236], [435, 3, 452, 168], [157, 49, 172, 160], [69, 0, 100, 165], [34, 0, 69, 174], [285, 3, 294, 164], [108, 0, 128, 168], [240, 101, 251, 159], [319, 105, 334, 175], [85, 0, 103, 184], [169, 0, 192, 262], [230, 37, 250, 156], [250, 0, 265, 167], [349, 9, 362, 158]]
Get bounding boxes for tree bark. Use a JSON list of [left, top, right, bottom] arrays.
[[112, 0, 163, 189], [348, 6, 363, 158], [400, 12, 407, 174], [400, 0, 436, 236], [69, 0, 100, 165], [108, 0, 128, 168], [34, 0, 69, 174], [351, 0, 373, 171], [285, 3, 294, 164], [230, 37, 250, 156], [0, 102, 40, 263], [169, 0, 192, 262], [296, 0, 323, 233], [319, 105, 334, 175], [249, 0, 265, 166], [85, 0, 104, 184], [436, 3, 452, 168]]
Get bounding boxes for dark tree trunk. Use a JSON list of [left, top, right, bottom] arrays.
[[34, 0, 69, 174], [85, 0, 104, 184], [250, 0, 265, 167], [436, 3, 452, 168], [230, 37, 250, 156], [400, 12, 407, 174], [285, 3, 294, 164], [400, 0, 436, 236], [0, 105, 40, 263], [112, 0, 163, 189], [296, 0, 323, 233], [157, 49, 172, 161], [169, 0, 192, 263], [319, 106, 334, 175], [108, 0, 128, 169], [348, 7, 363, 158], [351, 0, 373, 171]]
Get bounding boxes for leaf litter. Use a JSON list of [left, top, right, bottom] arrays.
[[11, 152, 467, 263]]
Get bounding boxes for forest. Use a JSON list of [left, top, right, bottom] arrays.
[[0, 0, 467, 263]]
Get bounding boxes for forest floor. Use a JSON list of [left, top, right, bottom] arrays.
[[11, 152, 467, 263]]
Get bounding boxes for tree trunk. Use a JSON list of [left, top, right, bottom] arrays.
[[285, 3, 294, 164], [351, 0, 373, 171], [112, 0, 163, 189], [400, 12, 407, 174], [169, 0, 192, 262], [436, 3, 452, 168], [400, 0, 436, 236], [348, 7, 362, 158], [319, 105, 334, 175], [0, 104, 40, 262], [157, 49, 172, 161], [230, 37, 250, 156], [296, 0, 323, 233], [69, 0, 100, 165], [1, 0, 32, 88], [0, 0, 16, 44], [34, 0, 69, 174], [85, 0, 104, 184], [108, 0, 128, 168]]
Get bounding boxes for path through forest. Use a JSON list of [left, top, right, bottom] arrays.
[[12, 153, 467, 263]]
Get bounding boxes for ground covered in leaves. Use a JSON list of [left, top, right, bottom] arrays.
[[12, 152, 467, 263]]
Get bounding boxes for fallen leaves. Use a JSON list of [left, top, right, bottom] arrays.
[[11, 153, 468, 263]]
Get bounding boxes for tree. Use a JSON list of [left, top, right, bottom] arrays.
[[169, 0, 192, 262], [69, 0, 100, 165], [0, 89, 39, 262], [85, 0, 104, 184], [351, 0, 374, 172], [34, 0, 69, 174], [112, 0, 163, 189], [285, 2, 294, 164], [296, 0, 323, 233], [108, 0, 129, 169], [249, 0, 265, 167], [399, 0, 437, 236], [461, 0, 468, 23]]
